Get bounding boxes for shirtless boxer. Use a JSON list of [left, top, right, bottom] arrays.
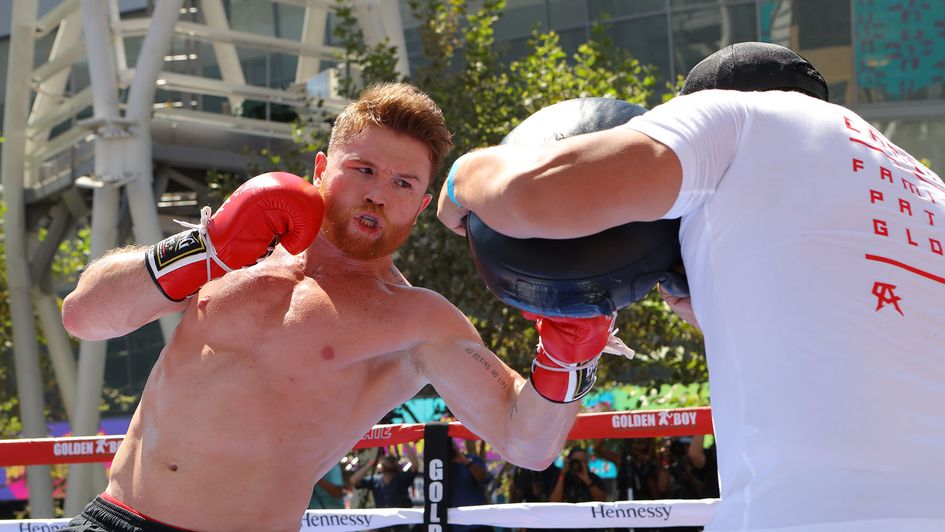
[[60, 83, 620, 532], [439, 44, 945, 531]]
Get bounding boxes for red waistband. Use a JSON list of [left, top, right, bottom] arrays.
[[100, 492, 191, 531]]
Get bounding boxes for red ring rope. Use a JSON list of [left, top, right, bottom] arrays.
[[0, 407, 712, 467]]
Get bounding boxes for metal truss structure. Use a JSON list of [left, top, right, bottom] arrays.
[[1, 0, 408, 516]]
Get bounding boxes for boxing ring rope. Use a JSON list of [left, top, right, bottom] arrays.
[[0, 407, 718, 531], [0, 408, 712, 466]]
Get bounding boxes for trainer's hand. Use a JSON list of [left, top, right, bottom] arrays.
[[437, 156, 472, 237], [146, 172, 324, 301], [524, 312, 616, 403], [659, 284, 700, 330]]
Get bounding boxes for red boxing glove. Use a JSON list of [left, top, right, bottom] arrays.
[[145, 172, 324, 301], [525, 312, 631, 403]]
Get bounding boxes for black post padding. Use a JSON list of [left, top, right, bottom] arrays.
[[423, 423, 452, 531]]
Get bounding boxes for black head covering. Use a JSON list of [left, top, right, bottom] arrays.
[[681, 41, 829, 101]]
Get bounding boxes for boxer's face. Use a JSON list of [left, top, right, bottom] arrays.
[[314, 126, 433, 260]]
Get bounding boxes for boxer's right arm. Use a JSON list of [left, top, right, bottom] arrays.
[[61, 248, 189, 341], [62, 172, 324, 340]]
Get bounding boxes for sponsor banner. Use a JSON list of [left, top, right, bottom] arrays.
[[354, 408, 713, 450], [1, 409, 713, 468], [0, 436, 125, 467], [0, 510, 425, 532], [448, 499, 718, 528], [0, 519, 72, 531], [0, 500, 718, 531], [570, 408, 714, 440], [353, 424, 423, 449], [1, 419, 131, 502], [300, 508, 422, 530], [353, 422, 479, 450]]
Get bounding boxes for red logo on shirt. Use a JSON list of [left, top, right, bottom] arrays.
[[872, 282, 904, 316]]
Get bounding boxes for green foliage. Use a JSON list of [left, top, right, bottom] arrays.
[[43, 227, 91, 286], [0, 397, 23, 438], [333, 3, 401, 99], [1, 200, 142, 429], [583, 382, 710, 412], [0, 208, 31, 435]]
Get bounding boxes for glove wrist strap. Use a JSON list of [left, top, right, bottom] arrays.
[[529, 347, 600, 404], [146, 206, 229, 301]]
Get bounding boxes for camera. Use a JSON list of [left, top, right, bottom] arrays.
[[569, 459, 583, 473]]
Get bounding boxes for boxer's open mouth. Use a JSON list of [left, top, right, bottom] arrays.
[[357, 214, 380, 229]]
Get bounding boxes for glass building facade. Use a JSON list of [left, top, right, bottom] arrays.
[[400, 0, 945, 168], [2, 1, 942, 164]]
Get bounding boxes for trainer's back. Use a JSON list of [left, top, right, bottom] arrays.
[[627, 89, 945, 531]]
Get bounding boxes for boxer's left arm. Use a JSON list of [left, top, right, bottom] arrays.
[[437, 128, 682, 239], [415, 299, 585, 470], [419, 337, 578, 471]]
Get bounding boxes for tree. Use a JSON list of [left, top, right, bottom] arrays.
[[0, 202, 138, 435]]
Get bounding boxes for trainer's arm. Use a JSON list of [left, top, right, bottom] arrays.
[[417, 310, 578, 471], [61, 247, 187, 341], [437, 128, 682, 239]]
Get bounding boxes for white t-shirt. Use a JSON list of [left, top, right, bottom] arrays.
[[626, 90, 945, 532]]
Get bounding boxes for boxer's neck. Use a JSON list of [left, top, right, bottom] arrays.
[[304, 235, 394, 278]]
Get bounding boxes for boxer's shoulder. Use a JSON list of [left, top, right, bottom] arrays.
[[176, 255, 308, 340], [391, 284, 464, 319], [197, 259, 303, 307], [393, 287, 482, 352]]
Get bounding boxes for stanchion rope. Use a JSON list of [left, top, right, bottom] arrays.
[[0, 407, 712, 467]]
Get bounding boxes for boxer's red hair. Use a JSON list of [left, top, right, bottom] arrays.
[[328, 83, 452, 179]]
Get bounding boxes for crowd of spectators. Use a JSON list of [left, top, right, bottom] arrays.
[[310, 435, 719, 532]]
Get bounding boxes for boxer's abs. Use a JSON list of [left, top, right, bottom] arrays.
[[106, 343, 342, 529]]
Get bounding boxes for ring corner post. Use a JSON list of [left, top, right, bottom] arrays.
[[422, 422, 452, 531]]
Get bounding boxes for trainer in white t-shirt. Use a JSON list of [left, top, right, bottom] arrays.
[[626, 90, 945, 532]]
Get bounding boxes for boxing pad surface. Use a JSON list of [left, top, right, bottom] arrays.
[[466, 98, 689, 318]]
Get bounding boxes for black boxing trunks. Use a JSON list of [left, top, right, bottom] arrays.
[[60, 493, 193, 532]]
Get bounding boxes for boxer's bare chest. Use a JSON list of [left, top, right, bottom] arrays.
[[173, 263, 423, 374]]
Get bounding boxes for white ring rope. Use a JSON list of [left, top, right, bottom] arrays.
[[0, 499, 719, 531]]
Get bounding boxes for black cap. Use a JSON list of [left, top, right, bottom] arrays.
[[681, 42, 828, 101]]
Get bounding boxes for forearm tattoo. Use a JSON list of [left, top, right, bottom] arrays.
[[465, 347, 509, 390]]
